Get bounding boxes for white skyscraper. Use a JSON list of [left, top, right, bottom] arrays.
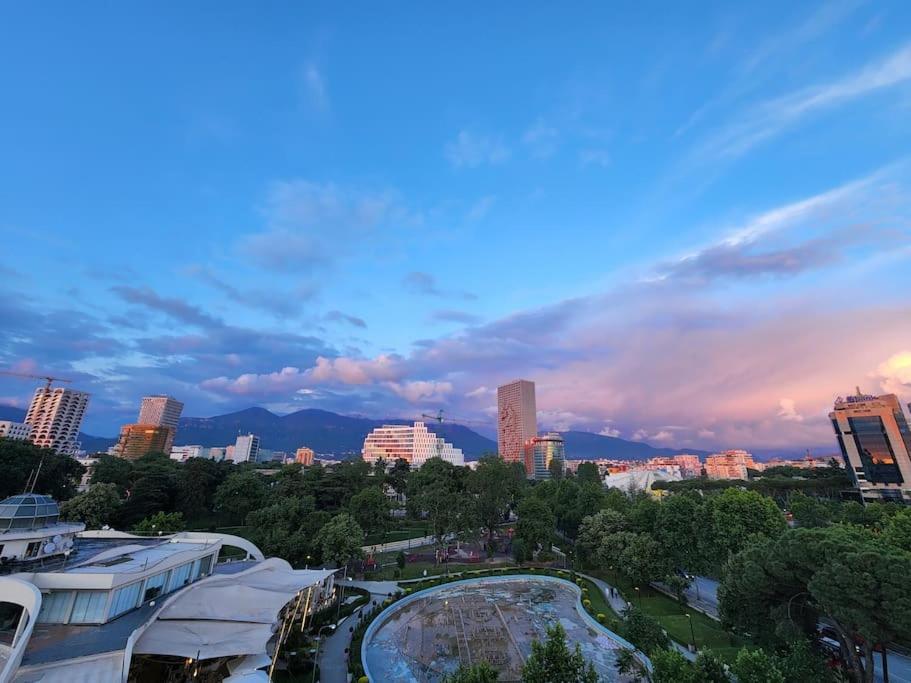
[[362, 422, 465, 468], [138, 395, 184, 429], [497, 379, 537, 467], [25, 387, 90, 455], [231, 434, 261, 463]]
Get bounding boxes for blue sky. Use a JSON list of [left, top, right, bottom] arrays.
[[2, 1, 911, 450]]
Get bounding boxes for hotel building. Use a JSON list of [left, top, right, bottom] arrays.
[[830, 391, 911, 503], [362, 422, 464, 468], [25, 387, 90, 456], [497, 379, 537, 466]]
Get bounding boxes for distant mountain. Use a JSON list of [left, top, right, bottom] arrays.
[[558, 431, 710, 460], [0, 405, 116, 453]]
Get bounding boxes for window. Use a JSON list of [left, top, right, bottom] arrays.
[[143, 571, 169, 601], [110, 582, 142, 618], [25, 541, 41, 558], [167, 562, 193, 592], [37, 591, 74, 623], [848, 417, 904, 484], [70, 591, 107, 624]]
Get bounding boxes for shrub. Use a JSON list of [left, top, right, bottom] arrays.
[[359, 677, 369, 683], [583, 599, 592, 608], [597, 613, 606, 623]]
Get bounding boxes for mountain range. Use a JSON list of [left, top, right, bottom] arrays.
[[0, 404, 832, 460]]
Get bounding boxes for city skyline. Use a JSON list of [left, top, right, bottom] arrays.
[[2, 3, 911, 450]]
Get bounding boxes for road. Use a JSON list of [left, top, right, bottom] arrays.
[[360, 535, 436, 554]]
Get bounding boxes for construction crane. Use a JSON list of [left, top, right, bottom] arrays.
[[0, 370, 73, 392], [420, 409, 492, 460]]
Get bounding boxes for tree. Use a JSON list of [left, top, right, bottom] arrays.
[[177, 457, 229, 521], [132, 511, 185, 535], [512, 537, 528, 564], [385, 458, 411, 496], [443, 663, 500, 682], [408, 458, 477, 555], [213, 470, 267, 524], [576, 510, 627, 563], [789, 493, 832, 529], [621, 607, 669, 655], [650, 649, 698, 683], [619, 533, 671, 586], [731, 648, 784, 683], [697, 488, 785, 573], [694, 650, 730, 683], [516, 496, 555, 553], [60, 483, 122, 528], [521, 623, 598, 683], [0, 438, 85, 500], [654, 493, 703, 571], [594, 531, 638, 569], [665, 574, 692, 606], [348, 486, 391, 537], [246, 496, 320, 567], [470, 456, 518, 546], [883, 508, 911, 551], [575, 462, 601, 486], [314, 512, 364, 567], [90, 455, 134, 495]]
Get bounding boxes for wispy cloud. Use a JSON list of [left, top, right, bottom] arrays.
[[187, 265, 312, 318], [466, 195, 495, 221], [402, 271, 476, 300], [445, 130, 510, 168], [522, 120, 559, 158], [325, 310, 367, 328], [579, 148, 611, 167], [302, 62, 329, 111], [430, 309, 482, 325]]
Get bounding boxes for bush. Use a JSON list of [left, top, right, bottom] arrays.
[[583, 599, 592, 608], [359, 676, 369, 683], [597, 613, 606, 623]]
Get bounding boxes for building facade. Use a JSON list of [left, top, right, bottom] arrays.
[[497, 379, 537, 466], [115, 424, 174, 460], [362, 421, 465, 468], [646, 455, 702, 478], [169, 445, 204, 462], [231, 433, 261, 463], [137, 395, 183, 453], [704, 450, 756, 480], [296, 446, 315, 466], [25, 387, 90, 455], [830, 391, 911, 503], [0, 420, 32, 441], [524, 432, 566, 479]]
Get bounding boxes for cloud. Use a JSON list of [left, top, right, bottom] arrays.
[[402, 272, 476, 300], [111, 286, 221, 328], [522, 120, 559, 158], [777, 398, 805, 422], [240, 180, 416, 272], [700, 41, 911, 160], [187, 265, 312, 317], [387, 380, 452, 403], [467, 196, 496, 222], [599, 426, 621, 438], [579, 148, 611, 167], [430, 309, 482, 325], [302, 62, 329, 111], [875, 351, 911, 396], [325, 310, 367, 328], [445, 130, 510, 168]]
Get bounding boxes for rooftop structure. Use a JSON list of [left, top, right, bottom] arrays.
[[830, 391, 911, 503], [362, 421, 464, 467], [24, 387, 90, 456], [0, 494, 84, 567]]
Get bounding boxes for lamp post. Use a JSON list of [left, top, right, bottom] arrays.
[[686, 613, 696, 651], [634, 586, 641, 608], [312, 624, 336, 683], [305, 555, 311, 570]]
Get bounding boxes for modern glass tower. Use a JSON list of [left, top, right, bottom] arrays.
[[829, 390, 911, 503]]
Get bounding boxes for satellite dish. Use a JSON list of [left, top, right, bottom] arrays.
[[52, 535, 63, 544], [43, 542, 57, 554], [63, 539, 74, 549]]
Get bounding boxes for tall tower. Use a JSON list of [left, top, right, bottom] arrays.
[[137, 395, 183, 454], [830, 390, 911, 503], [25, 387, 90, 455], [497, 379, 537, 466]]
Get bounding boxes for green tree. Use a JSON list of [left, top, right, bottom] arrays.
[[132, 511, 185, 535], [789, 493, 832, 529], [650, 649, 698, 683], [246, 496, 321, 566], [443, 662, 500, 682], [516, 496, 556, 553], [775, 639, 835, 683], [0, 438, 85, 500], [176, 457, 229, 521], [697, 488, 786, 573], [694, 650, 730, 682], [576, 509, 627, 563], [654, 493, 703, 570], [512, 537, 528, 564], [731, 648, 784, 683], [575, 462, 601, 486], [521, 623, 598, 683], [213, 470, 267, 524], [60, 482, 122, 528], [385, 458, 411, 496], [348, 486, 391, 537], [594, 530, 638, 569], [665, 574, 692, 605], [408, 458, 478, 555], [621, 607, 669, 655], [90, 455, 134, 495], [619, 533, 671, 586], [314, 512, 364, 567], [883, 508, 911, 551], [469, 456, 519, 546]]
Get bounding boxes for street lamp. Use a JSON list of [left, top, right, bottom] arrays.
[[634, 586, 641, 608], [312, 624, 336, 683], [305, 555, 311, 570], [686, 613, 696, 651]]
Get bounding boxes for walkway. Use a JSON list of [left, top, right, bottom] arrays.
[[360, 535, 436, 554]]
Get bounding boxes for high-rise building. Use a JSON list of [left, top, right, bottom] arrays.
[[231, 434, 261, 463], [830, 391, 911, 503], [704, 450, 756, 480], [524, 432, 565, 480], [115, 424, 174, 461], [497, 379, 537, 466], [0, 421, 31, 441], [296, 447, 315, 466], [137, 395, 183, 453], [362, 422, 464, 468], [25, 387, 90, 455]]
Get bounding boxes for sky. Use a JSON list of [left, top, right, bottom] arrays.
[[1, 2, 911, 451]]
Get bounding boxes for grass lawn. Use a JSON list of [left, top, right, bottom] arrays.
[[590, 568, 752, 664], [363, 527, 430, 546], [367, 560, 515, 580]]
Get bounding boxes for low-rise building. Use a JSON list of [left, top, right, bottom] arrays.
[[295, 446, 315, 466], [169, 445, 205, 462], [0, 421, 31, 441], [362, 421, 464, 468]]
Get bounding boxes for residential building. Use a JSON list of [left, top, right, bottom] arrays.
[[0, 496, 336, 682], [0, 420, 31, 441], [137, 395, 183, 454], [25, 387, 90, 455], [296, 446, 315, 466], [115, 424, 174, 461], [524, 432, 566, 480], [231, 433, 260, 463], [169, 445, 204, 462], [830, 390, 911, 503], [362, 421, 465, 467], [647, 454, 702, 478], [208, 446, 226, 461], [497, 379, 537, 466], [704, 450, 756, 480]]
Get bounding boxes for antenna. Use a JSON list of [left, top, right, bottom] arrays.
[[29, 458, 45, 493]]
